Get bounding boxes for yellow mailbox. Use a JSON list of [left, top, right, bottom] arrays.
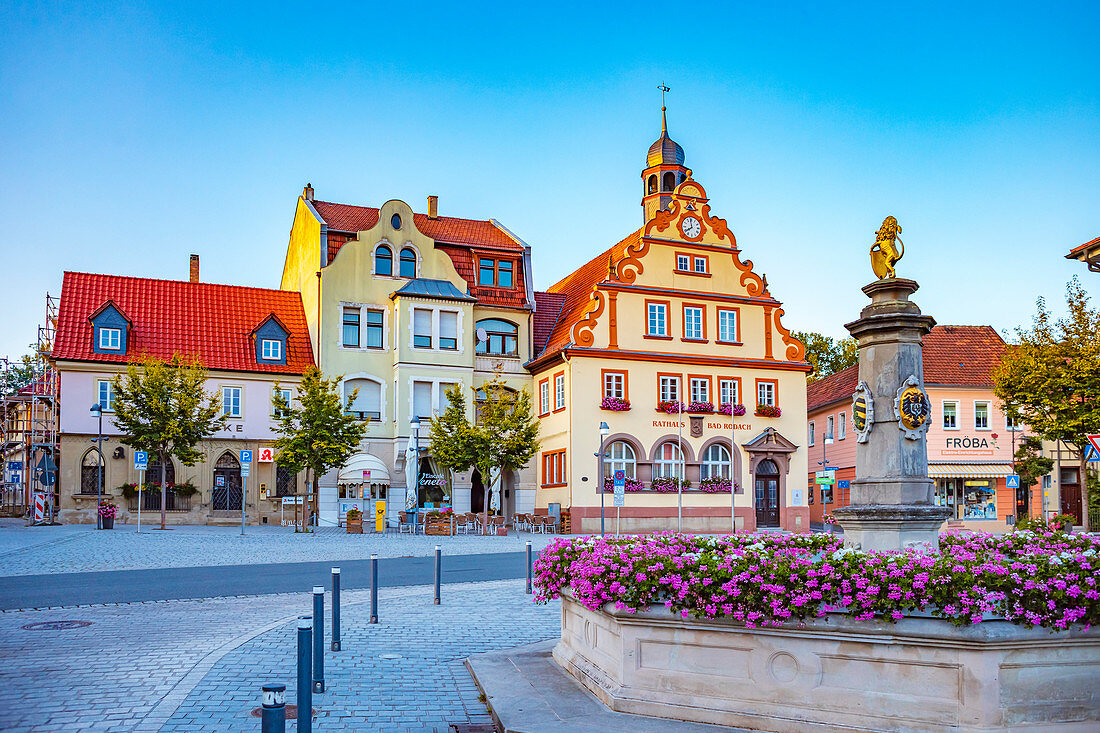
[[374, 500, 386, 533]]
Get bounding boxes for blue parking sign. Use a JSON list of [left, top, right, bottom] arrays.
[[134, 451, 148, 471], [1007, 475, 1020, 489], [240, 450, 252, 463]]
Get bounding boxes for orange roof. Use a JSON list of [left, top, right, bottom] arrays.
[[808, 325, 1006, 411], [53, 272, 314, 375], [1066, 236, 1100, 258]]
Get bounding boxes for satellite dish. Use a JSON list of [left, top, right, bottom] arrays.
[[476, 327, 488, 344]]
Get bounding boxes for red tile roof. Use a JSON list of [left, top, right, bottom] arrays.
[[808, 325, 1006, 411], [532, 291, 567, 355], [1066, 236, 1099, 258], [53, 272, 314, 375]]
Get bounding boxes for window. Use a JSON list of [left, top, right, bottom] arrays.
[[539, 379, 549, 416], [683, 306, 704, 340], [275, 465, 297, 497], [478, 259, 514, 287], [399, 248, 416, 278], [438, 383, 456, 413], [413, 381, 433, 419], [659, 375, 681, 403], [821, 482, 834, 505], [701, 443, 731, 480], [498, 260, 513, 288], [826, 416, 834, 441], [604, 441, 637, 479], [261, 339, 282, 361], [603, 371, 626, 399], [808, 481, 815, 505], [147, 456, 175, 485], [222, 387, 242, 417], [475, 319, 518, 356], [647, 302, 669, 337], [375, 246, 393, 276], [689, 377, 710, 404], [717, 309, 739, 343], [654, 442, 684, 480], [943, 401, 958, 429], [975, 401, 990, 430], [439, 311, 458, 350], [99, 328, 121, 350], [719, 378, 740, 407], [391, 213, 401, 229], [413, 308, 432, 348], [757, 381, 776, 407], [273, 387, 292, 417], [344, 379, 381, 420], [676, 254, 689, 271], [693, 256, 707, 273], [1007, 412, 1020, 431], [808, 421, 815, 446], [479, 258, 495, 286], [96, 380, 116, 412], [554, 373, 565, 411], [342, 307, 360, 347], [839, 412, 847, 440], [80, 450, 104, 494], [365, 309, 383, 348], [542, 450, 566, 487]]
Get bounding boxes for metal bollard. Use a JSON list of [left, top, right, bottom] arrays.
[[526, 540, 533, 594], [260, 683, 286, 733], [312, 586, 325, 693], [296, 616, 312, 733], [331, 567, 341, 652], [434, 545, 441, 605], [369, 553, 378, 624]]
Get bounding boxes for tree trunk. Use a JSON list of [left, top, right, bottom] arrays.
[[159, 448, 167, 530], [311, 470, 320, 535], [1080, 450, 1090, 533]]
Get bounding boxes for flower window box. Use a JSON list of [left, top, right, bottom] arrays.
[[650, 477, 690, 493], [657, 400, 683, 414], [698, 476, 735, 493], [687, 401, 714, 414], [755, 404, 781, 418], [602, 477, 645, 492], [718, 403, 746, 416], [600, 396, 631, 411]]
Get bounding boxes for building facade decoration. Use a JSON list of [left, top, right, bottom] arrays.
[[869, 215, 904, 280], [851, 380, 874, 443], [894, 375, 931, 439]]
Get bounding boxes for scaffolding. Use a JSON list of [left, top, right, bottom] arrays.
[[1, 293, 59, 522]]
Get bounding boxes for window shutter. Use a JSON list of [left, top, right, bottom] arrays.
[[413, 381, 433, 417], [440, 312, 457, 339], [413, 309, 432, 337]]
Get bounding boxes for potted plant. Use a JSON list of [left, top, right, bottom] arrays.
[[687, 401, 714, 414], [657, 400, 683, 414], [754, 403, 782, 418], [822, 512, 837, 533], [98, 501, 118, 530], [425, 508, 454, 536], [600, 396, 631, 411], [718, 402, 747, 416], [1049, 513, 1075, 533], [346, 508, 364, 534]]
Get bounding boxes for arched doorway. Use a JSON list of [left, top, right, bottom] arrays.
[[471, 470, 485, 515], [212, 452, 242, 511], [754, 459, 780, 528]]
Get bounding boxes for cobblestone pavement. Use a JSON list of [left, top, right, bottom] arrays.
[[0, 579, 560, 732], [0, 520, 564, 577]]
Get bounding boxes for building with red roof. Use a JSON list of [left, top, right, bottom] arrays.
[[806, 325, 1057, 532], [1065, 236, 1100, 273], [51, 263, 314, 525]]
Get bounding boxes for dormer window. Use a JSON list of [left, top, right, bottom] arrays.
[[99, 328, 121, 350], [478, 258, 514, 288], [252, 314, 289, 366], [89, 301, 130, 355], [261, 339, 282, 361]]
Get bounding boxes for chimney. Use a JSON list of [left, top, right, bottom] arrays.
[[303, 182, 314, 202], [427, 195, 438, 219], [189, 254, 199, 283]]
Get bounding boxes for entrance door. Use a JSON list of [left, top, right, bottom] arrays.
[[212, 452, 242, 511], [754, 459, 780, 528], [471, 471, 485, 514], [1060, 468, 1082, 525]]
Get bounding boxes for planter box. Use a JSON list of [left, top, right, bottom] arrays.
[[346, 519, 363, 534], [554, 590, 1100, 732], [100, 516, 114, 530], [425, 519, 453, 536], [496, 526, 508, 536]]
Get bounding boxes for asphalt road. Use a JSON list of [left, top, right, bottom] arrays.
[[0, 551, 529, 610]]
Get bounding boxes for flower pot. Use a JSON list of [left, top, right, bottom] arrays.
[[101, 516, 114, 530], [346, 519, 363, 534]]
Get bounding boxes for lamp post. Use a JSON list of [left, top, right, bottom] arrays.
[[598, 421, 609, 537], [411, 416, 421, 533], [90, 402, 103, 529], [819, 436, 833, 512], [730, 419, 737, 534]]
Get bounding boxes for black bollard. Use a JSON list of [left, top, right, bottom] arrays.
[[369, 553, 378, 624], [434, 545, 441, 605], [331, 567, 341, 652], [260, 683, 286, 733], [297, 616, 312, 733], [526, 540, 533, 594], [312, 586, 325, 693]]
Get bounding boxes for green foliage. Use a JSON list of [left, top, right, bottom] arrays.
[[1013, 436, 1053, 490], [793, 331, 858, 382], [1, 348, 37, 397]]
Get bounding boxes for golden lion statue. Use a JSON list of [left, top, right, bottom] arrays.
[[870, 216, 904, 280]]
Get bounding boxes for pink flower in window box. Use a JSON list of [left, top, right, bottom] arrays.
[[719, 402, 747, 416], [600, 396, 631, 411], [658, 400, 683, 414], [754, 404, 781, 418], [687, 401, 713, 414]]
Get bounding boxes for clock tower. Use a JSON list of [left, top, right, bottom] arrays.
[[641, 104, 690, 223]]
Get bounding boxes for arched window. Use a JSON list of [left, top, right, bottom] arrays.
[[662, 171, 676, 192], [475, 319, 518, 356], [701, 443, 731, 480], [80, 450, 103, 495], [344, 378, 382, 420], [146, 455, 176, 486], [757, 459, 779, 475], [653, 442, 683, 479], [375, 245, 393, 276], [603, 441, 637, 479], [399, 247, 416, 278], [647, 174, 657, 193], [275, 465, 297, 497]]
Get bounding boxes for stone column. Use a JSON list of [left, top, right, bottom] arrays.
[[833, 278, 949, 551]]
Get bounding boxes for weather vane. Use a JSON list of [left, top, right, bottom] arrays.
[[658, 83, 670, 108]]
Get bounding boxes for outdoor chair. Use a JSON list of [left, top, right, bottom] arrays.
[[398, 511, 416, 534], [515, 513, 530, 532]]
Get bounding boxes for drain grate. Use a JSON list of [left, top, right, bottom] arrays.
[[21, 621, 93, 631], [250, 705, 315, 720], [450, 724, 498, 733], [379, 653, 403, 660]]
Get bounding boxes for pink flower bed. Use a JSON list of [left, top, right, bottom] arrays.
[[533, 531, 1100, 630]]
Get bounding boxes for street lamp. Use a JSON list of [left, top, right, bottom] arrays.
[[410, 417, 421, 531], [598, 421, 610, 537], [90, 402, 103, 529], [819, 436, 834, 511]]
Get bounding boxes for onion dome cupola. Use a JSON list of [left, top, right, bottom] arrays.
[[641, 105, 690, 223]]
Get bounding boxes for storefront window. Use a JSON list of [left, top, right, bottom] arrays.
[[417, 457, 451, 508], [935, 478, 997, 520]]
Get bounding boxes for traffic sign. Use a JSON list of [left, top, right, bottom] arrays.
[[815, 475, 834, 485], [241, 463, 251, 477], [1087, 445, 1100, 462], [838, 480, 850, 489], [258, 447, 274, 463], [1087, 435, 1100, 459], [613, 470, 625, 508], [815, 470, 831, 479], [10, 473, 20, 485], [1006, 475, 1020, 489], [7, 461, 22, 471], [240, 449, 253, 463], [134, 451, 148, 471]]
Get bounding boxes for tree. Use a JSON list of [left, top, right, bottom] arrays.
[[1012, 436, 1053, 515], [428, 376, 540, 534], [271, 367, 367, 533], [993, 277, 1100, 530], [1, 348, 37, 397], [112, 354, 227, 529], [793, 331, 858, 382]]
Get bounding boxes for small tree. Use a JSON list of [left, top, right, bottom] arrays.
[[994, 277, 1100, 530], [1, 348, 36, 397], [272, 367, 367, 533], [793, 331, 858, 382], [1012, 436, 1053, 516], [428, 376, 540, 533], [112, 354, 226, 529]]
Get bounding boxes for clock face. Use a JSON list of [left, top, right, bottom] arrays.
[[681, 216, 701, 239]]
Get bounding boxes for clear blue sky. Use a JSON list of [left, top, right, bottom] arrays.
[[2, 1, 1097, 361]]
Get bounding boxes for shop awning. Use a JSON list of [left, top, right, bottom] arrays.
[[928, 463, 1013, 479], [337, 454, 390, 485]]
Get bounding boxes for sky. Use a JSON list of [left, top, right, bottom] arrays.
[[1, 1, 1097, 361]]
